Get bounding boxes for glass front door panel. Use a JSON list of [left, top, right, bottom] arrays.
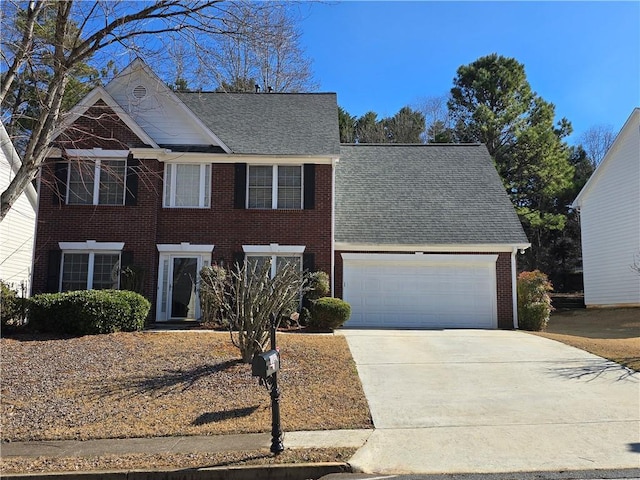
[[171, 257, 198, 319]]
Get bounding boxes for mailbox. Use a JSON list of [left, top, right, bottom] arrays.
[[252, 349, 280, 378]]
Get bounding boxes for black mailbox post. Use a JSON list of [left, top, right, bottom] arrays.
[[251, 314, 284, 454], [252, 350, 280, 378]]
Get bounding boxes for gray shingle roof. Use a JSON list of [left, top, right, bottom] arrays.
[[336, 144, 529, 246], [176, 92, 340, 156]]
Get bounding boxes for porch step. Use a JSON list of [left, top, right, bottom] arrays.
[[146, 321, 202, 330]]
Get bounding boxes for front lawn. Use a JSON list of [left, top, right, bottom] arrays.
[[531, 307, 640, 371], [1, 331, 372, 443]]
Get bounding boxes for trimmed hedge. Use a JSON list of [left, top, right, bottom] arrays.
[[29, 290, 150, 335], [309, 297, 351, 331]]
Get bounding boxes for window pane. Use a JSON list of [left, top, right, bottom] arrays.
[[175, 164, 201, 207], [98, 160, 126, 205], [61, 253, 89, 291], [276, 255, 301, 273], [277, 166, 302, 209], [248, 166, 273, 209], [92, 254, 120, 290], [246, 255, 271, 279], [68, 162, 95, 205]]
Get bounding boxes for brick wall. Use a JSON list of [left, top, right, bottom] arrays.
[[156, 164, 333, 276], [33, 158, 333, 319], [334, 250, 516, 329], [55, 100, 149, 150]]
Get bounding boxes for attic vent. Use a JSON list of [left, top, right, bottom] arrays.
[[132, 85, 147, 99]]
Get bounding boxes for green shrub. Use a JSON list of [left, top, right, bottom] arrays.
[[517, 270, 554, 331], [305, 271, 330, 301], [1, 282, 27, 333], [113, 290, 151, 331], [309, 297, 351, 331], [299, 271, 330, 325], [29, 290, 149, 335]]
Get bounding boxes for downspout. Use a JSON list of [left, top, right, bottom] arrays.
[[30, 168, 43, 297], [512, 247, 518, 329], [330, 157, 338, 297]]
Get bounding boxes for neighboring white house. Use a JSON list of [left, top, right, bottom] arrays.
[[572, 108, 640, 307], [0, 122, 37, 296]]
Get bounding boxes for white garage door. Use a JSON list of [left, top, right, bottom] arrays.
[[342, 253, 498, 329]]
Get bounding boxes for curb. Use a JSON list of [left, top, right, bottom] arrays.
[[0, 462, 351, 480]]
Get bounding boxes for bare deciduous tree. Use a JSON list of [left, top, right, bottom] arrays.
[[579, 124, 616, 167], [416, 94, 454, 143], [221, 260, 309, 363], [206, 2, 317, 93], [1, 0, 312, 221]]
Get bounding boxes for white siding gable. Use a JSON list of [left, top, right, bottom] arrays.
[[574, 108, 640, 306], [1, 123, 37, 295], [105, 60, 224, 148]]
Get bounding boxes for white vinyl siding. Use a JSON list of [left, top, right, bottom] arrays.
[[0, 131, 36, 294], [106, 69, 214, 146], [577, 111, 640, 306]]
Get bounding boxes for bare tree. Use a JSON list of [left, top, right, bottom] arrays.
[[579, 124, 616, 167], [0, 0, 299, 221], [416, 94, 454, 143], [221, 260, 309, 363], [206, 2, 317, 93]]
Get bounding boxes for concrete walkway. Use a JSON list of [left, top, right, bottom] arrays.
[[338, 329, 640, 475], [0, 429, 372, 458]]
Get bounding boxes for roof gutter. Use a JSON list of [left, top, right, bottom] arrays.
[[129, 148, 336, 164]]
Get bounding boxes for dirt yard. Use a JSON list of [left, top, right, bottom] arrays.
[[532, 307, 640, 371], [0, 331, 372, 443]]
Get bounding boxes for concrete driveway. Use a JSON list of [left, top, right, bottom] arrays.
[[338, 329, 640, 475]]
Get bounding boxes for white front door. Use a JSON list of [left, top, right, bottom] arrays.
[[157, 253, 209, 321]]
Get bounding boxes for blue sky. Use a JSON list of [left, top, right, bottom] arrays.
[[298, 1, 640, 144]]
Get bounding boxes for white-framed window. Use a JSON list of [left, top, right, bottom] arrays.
[[243, 244, 305, 278], [164, 163, 211, 208], [247, 165, 302, 209], [67, 159, 127, 205], [58, 241, 125, 291]]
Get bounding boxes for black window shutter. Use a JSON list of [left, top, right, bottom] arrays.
[[119, 251, 134, 288], [303, 164, 315, 209], [234, 163, 247, 209], [233, 252, 245, 272], [53, 161, 68, 205], [46, 249, 62, 292], [120, 251, 134, 269], [125, 157, 139, 206], [303, 252, 315, 272]]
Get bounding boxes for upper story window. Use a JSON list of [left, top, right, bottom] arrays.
[[247, 165, 302, 209], [67, 159, 126, 205], [163, 163, 211, 208]]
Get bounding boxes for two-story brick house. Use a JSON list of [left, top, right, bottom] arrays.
[[32, 59, 529, 328]]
